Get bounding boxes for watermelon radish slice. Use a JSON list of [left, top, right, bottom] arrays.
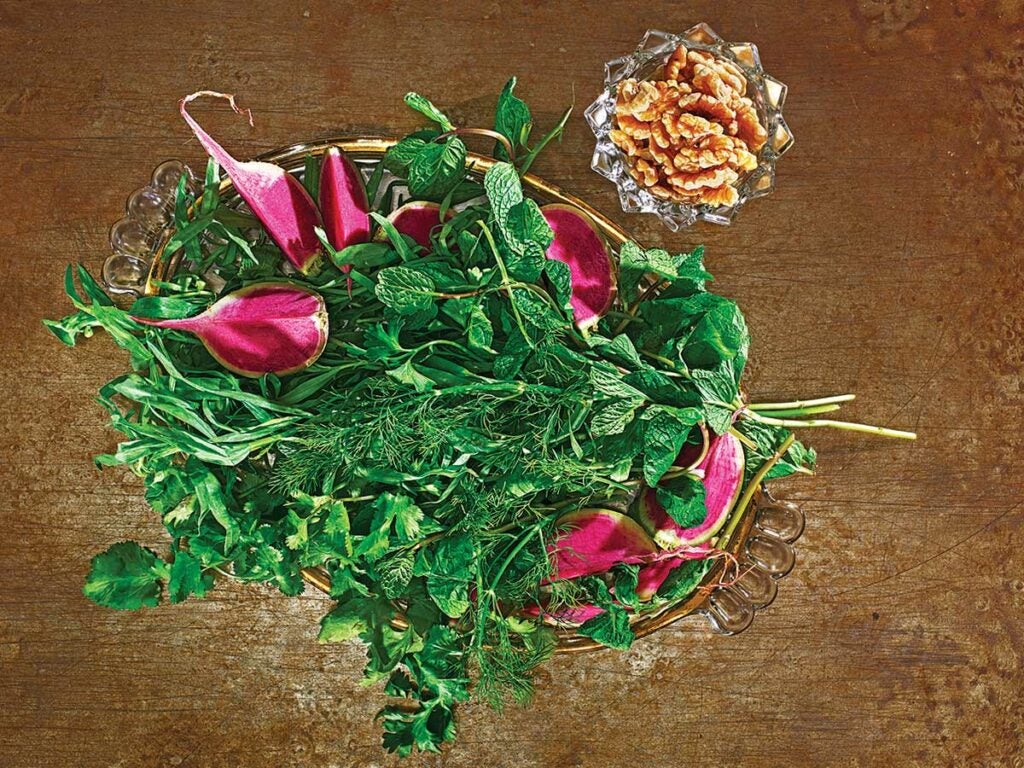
[[376, 201, 453, 250], [546, 508, 659, 582], [541, 204, 616, 330], [133, 282, 328, 378], [636, 432, 746, 549], [319, 146, 371, 252], [179, 91, 323, 274]]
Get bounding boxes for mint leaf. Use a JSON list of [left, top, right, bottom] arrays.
[[618, 241, 710, 302], [83, 542, 167, 610], [494, 76, 532, 159], [383, 134, 431, 176], [681, 299, 748, 369], [613, 565, 642, 611], [483, 162, 523, 220], [407, 137, 467, 200], [655, 474, 707, 528], [576, 605, 634, 650], [590, 334, 644, 369], [591, 397, 643, 437], [619, 241, 711, 284], [544, 259, 573, 316], [376, 266, 437, 315], [466, 304, 494, 350], [514, 288, 564, 331], [403, 92, 455, 131], [482, 163, 553, 281], [591, 363, 646, 401], [659, 558, 714, 601], [378, 551, 415, 599], [691, 359, 739, 405], [505, 199, 553, 249], [703, 404, 734, 436], [504, 241, 546, 282], [619, 241, 676, 280], [642, 406, 701, 484]]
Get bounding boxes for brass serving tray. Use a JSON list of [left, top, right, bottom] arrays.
[[109, 137, 806, 650]]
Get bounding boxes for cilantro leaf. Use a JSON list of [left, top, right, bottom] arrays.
[[167, 550, 213, 603], [387, 359, 434, 392], [318, 596, 371, 643], [83, 542, 168, 610]]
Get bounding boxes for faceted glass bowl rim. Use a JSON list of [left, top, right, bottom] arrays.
[[117, 137, 804, 651]]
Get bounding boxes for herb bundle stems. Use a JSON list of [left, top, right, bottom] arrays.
[[747, 393, 856, 410], [742, 410, 917, 440]]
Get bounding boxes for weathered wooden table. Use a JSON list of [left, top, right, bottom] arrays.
[[2, 1, 1021, 765]]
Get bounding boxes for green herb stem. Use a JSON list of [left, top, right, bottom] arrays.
[[743, 409, 917, 440], [518, 106, 572, 176], [477, 220, 531, 345], [437, 127, 515, 164], [748, 394, 856, 411], [748, 403, 842, 418]]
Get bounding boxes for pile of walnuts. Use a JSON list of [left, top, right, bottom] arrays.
[[610, 46, 768, 208]]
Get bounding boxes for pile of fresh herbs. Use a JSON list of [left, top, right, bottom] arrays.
[[47, 80, 913, 756]]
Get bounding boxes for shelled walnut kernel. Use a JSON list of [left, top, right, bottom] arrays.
[[611, 45, 767, 207]]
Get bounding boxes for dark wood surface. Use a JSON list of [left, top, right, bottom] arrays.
[[2, 1, 1022, 765]]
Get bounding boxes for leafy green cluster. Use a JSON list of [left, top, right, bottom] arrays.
[[48, 80, 818, 757]]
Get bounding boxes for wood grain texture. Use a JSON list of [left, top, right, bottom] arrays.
[[1, 1, 1021, 765]]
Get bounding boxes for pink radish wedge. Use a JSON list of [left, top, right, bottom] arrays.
[[179, 91, 323, 274], [133, 282, 328, 378], [541, 204, 616, 330], [377, 201, 453, 250], [319, 146, 371, 252], [635, 545, 712, 601], [636, 432, 746, 549], [547, 508, 658, 583]]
